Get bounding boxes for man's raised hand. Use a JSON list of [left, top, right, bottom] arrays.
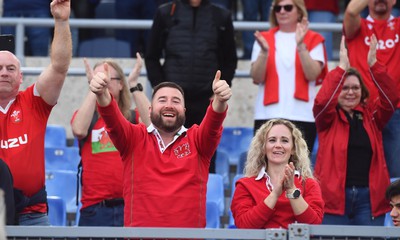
[[50, 0, 70, 21], [212, 70, 232, 103]]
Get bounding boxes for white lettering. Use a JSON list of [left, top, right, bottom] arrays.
[[0, 134, 28, 149], [364, 35, 399, 49]]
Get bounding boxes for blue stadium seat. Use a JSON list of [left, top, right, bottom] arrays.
[[47, 196, 67, 226], [237, 151, 247, 175], [45, 146, 80, 171], [206, 201, 221, 228], [45, 146, 68, 170], [45, 125, 67, 148], [215, 150, 230, 189], [206, 174, 225, 216], [311, 134, 319, 167], [218, 127, 253, 165], [46, 170, 77, 213], [64, 146, 80, 171], [229, 174, 244, 228], [78, 38, 131, 58]]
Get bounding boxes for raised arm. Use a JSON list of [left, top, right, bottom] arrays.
[[211, 70, 231, 113], [71, 58, 97, 139], [296, 18, 323, 81], [128, 53, 151, 126], [36, 0, 72, 106], [343, 0, 366, 39], [250, 31, 269, 84]]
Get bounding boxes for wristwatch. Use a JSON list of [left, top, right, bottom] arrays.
[[130, 83, 143, 93], [286, 188, 301, 199]]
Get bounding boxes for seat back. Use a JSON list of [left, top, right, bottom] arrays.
[[237, 151, 247, 175], [78, 38, 131, 58], [206, 173, 225, 216], [45, 125, 67, 148], [215, 150, 230, 189], [46, 170, 77, 213], [218, 127, 253, 165], [47, 196, 67, 226], [206, 201, 221, 228]]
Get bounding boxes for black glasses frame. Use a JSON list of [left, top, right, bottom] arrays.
[[273, 4, 294, 13]]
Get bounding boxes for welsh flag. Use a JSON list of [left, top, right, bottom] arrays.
[[91, 128, 117, 154]]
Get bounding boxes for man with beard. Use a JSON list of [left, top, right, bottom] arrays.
[[344, 0, 400, 179], [89, 68, 231, 228]]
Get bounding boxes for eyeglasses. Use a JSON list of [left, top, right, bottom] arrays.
[[110, 77, 121, 81], [273, 4, 294, 13], [341, 85, 361, 92]]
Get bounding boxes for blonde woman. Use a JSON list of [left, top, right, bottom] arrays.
[[231, 119, 324, 228]]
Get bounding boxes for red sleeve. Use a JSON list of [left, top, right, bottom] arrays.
[[313, 67, 346, 132], [367, 62, 400, 130], [295, 178, 324, 224], [97, 97, 137, 158]]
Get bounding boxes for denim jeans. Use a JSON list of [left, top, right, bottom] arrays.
[[240, 0, 272, 59], [322, 186, 385, 226], [19, 212, 50, 226], [308, 11, 337, 61], [1, 10, 50, 56], [383, 108, 400, 178], [78, 202, 124, 226]]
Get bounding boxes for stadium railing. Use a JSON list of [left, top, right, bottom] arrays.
[[5, 224, 400, 239]]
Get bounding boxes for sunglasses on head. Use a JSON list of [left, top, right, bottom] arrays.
[[273, 4, 294, 13]]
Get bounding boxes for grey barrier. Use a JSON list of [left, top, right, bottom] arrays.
[[5, 224, 400, 239], [0, 17, 343, 63]]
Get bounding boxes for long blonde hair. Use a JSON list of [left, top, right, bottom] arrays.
[[93, 59, 132, 121], [244, 119, 314, 179], [269, 0, 308, 28]]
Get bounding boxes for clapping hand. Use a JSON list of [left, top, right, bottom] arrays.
[[367, 34, 378, 67], [338, 36, 350, 70]]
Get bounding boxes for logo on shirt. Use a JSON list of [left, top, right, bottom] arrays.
[[174, 143, 191, 159], [0, 134, 28, 149], [364, 34, 399, 50], [91, 128, 117, 153], [11, 110, 21, 123]]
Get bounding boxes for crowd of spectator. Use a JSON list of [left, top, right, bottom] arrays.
[[1, 0, 400, 234]]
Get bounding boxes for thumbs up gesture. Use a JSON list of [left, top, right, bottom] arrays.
[[212, 70, 232, 112], [89, 63, 112, 106]]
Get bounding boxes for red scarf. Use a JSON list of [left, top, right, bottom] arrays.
[[261, 27, 327, 105]]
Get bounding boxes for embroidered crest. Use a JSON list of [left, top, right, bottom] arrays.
[[11, 110, 21, 123], [388, 21, 395, 31], [174, 143, 191, 159]]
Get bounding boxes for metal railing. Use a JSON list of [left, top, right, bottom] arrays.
[[0, 17, 343, 63], [5, 224, 400, 239]]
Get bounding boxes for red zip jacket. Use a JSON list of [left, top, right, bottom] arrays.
[[313, 63, 398, 217]]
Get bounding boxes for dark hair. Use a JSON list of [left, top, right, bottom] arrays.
[[386, 179, 400, 200], [345, 68, 370, 103], [152, 82, 185, 99]]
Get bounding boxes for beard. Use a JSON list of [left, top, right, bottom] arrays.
[[374, 0, 389, 14], [150, 110, 186, 133]]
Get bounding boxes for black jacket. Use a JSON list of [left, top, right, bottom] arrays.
[[145, 0, 237, 99]]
